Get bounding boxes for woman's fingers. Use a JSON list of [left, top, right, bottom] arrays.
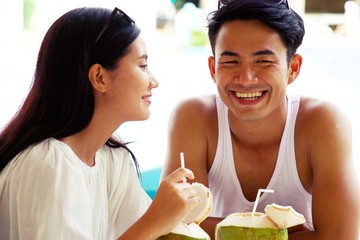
[[165, 167, 195, 183], [144, 168, 202, 236]]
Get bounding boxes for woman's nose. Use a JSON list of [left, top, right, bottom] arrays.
[[149, 72, 159, 88]]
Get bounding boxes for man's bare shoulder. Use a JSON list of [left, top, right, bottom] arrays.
[[296, 96, 352, 153], [170, 94, 218, 120], [298, 96, 350, 127]]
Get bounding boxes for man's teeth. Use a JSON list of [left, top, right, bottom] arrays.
[[235, 91, 263, 99]]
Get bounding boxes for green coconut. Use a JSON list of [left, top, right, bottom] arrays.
[[157, 183, 212, 240], [215, 212, 288, 240], [216, 226, 288, 240], [158, 223, 210, 240]]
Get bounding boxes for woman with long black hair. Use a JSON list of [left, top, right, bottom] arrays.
[[0, 7, 200, 239]]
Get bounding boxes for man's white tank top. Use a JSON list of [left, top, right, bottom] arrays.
[[208, 94, 314, 230]]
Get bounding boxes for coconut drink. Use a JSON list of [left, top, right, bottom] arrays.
[[216, 189, 306, 240], [157, 222, 210, 240], [216, 211, 288, 240], [157, 182, 212, 240]]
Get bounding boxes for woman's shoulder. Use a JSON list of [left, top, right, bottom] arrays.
[[4, 138, 79, 174], [0, 138, 79, 194], [13, 138, 60, 163]]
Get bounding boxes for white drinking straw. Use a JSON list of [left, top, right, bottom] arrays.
[[180, 152, 185, 168], [180, 152, 186, 183], [251, 188, 275, 217]]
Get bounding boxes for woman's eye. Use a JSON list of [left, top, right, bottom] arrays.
[[140, 64, 148, 69]]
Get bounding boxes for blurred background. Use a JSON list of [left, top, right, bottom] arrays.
[[0, 0, 359, 194]]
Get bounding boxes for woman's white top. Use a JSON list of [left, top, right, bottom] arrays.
[[0, 137, 151, 240]]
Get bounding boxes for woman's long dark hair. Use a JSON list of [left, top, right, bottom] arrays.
[[0, 7, 141, 173]]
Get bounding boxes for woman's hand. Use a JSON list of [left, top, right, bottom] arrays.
[[151, 167, 200, 229], [118, 168, 200, 240]]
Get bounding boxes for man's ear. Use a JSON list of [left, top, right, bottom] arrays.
[[88, 63, 108, 93], [288, 54, 302, 85], [208, 56, 216, 83]]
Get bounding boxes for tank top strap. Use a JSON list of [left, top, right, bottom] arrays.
[[209, 96, 234, 178]]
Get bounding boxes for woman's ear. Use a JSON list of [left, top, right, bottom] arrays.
[[288, 54, 302, 85], [88, 64, 108, 93]]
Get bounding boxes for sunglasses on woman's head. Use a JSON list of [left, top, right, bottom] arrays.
[[94, 7, 135, 47], [218, 0, 290, 9]]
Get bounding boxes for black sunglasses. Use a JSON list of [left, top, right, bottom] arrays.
[[218, 0, 290, 9], [94, 7, 135, 46]]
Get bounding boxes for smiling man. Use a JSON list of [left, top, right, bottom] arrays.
[[161, 1, 360, 239]]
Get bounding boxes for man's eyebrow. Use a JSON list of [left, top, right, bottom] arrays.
[[219, 49, 275, 57], [219, 50, 239, 57], [252, 49, 275, 57]]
